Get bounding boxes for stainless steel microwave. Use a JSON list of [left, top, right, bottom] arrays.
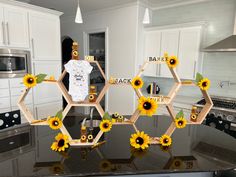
[[0, 49, 31, 78]]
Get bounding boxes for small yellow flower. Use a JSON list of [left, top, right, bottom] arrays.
[[175, 117, 187, 129], [166, 56, 179, 68], [99, 120, 112, 132], [159, 134, 172, 147], [138, 96, 158, 116], [23, 74, 37, 88], [51, 133, 69, 152], [198, 78, 210, 91], [131, 77, 144, 89], [48, 117, 62, 130], [130, 131, 150, 150], [88, 94, 95, 101]]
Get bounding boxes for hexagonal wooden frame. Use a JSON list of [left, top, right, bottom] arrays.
[[129, 59, 213, 145], [18, 57, 213, 148]]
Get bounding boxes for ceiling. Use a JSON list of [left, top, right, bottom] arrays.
[[16, 0, 206, 16], [16, 0, 137, 16]]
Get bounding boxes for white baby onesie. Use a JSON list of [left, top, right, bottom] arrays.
[[64, 60, 93, 102]]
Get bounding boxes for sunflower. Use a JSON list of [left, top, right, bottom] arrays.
[[51, 133, 69, 152], [131, 77, 144, 89], [99, 120, 112, 132], [198, 78, 210, 91], [166, 56, 179, 68], [175, 117, 187, 129], [130, 131, 150, 150], [23, 74, 37, 88], [138, 96, 158, 116], [48, 117, 62, 130], [159, 134, 172, 147]]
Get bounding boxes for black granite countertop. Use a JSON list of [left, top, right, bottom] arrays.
[[0, 115, 236, 177]]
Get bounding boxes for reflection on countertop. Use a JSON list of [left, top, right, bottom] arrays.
[[0, 115, 235, 177]]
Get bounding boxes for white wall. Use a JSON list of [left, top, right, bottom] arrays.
[[61, 4, 139, 114]]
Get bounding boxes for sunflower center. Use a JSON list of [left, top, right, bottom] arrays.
[[134, 80, 141, 86], [58, 139, 65, 147], [53, 120, 59, 126], [170, 59, 176, 65], [27, 78, 34, 84], [178, 120, 183, 126], [103, 123, 109, 129], [136, 137, 144, 145], [163, 138, 169, 144], [143, 102, 152, 110], [202, 81, 208, 87]]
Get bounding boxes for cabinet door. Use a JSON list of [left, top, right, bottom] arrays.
[[4, 5, 29, 48], [0, 5, 5, 46], [32, 61, 62, 105], [29, 12, 61, 61], [160, 29, 179, 78], [178, 27, 201, 80], [143, 31, 161, 77]]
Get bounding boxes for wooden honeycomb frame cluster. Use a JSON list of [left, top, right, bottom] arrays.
[[18, 57, 213, 147]]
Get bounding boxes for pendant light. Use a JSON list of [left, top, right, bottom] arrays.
[[143, 8, 150, 24], [75, 0, 83, 23], [143, 0, 150, 24]]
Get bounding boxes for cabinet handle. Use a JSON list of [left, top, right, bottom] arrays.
[[2, 22, 5, 45], [6, 22, 9, 45], [31, 38, 35, 59], [193, 61, 197, 79]]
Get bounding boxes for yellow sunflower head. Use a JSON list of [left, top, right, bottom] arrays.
[[198, 78, 210, 91], [130, 131, 150, 150], [99, 119, 112, 132], [51, 133, 69, 152], [159, 134, 172, 147], [48, 117, 62, 130], [138, 97, 158, 116], [23, 74, 37, 88], [175, 117, 187, 129], [166, 56, 179, 68], [131, 77, 144, 89]]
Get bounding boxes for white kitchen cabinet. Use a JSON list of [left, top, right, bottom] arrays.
[[32, 61, 62, 105], [35, 101, 62, 120], [178, 27, 201, 80], [0, 4, 29, 48], [143, 31, 161, 77], [159, 29, 179, 78], [0, 6, 5, 46], [143, 26, 201, 79], [29, 12, 61, 61], [4, 5, 29, 48]]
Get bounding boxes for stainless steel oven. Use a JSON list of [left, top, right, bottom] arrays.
[[0, 49, 31, 78]]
